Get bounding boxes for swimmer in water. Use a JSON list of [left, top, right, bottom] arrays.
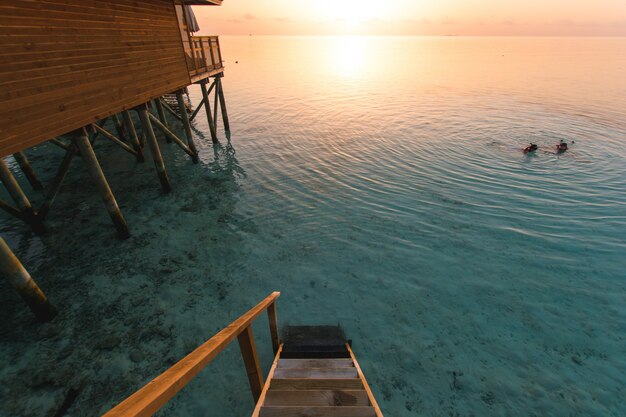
[[556, 140, 568, 153], [524, 143, 539, 154]]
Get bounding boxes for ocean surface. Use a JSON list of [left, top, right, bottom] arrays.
[[1, 36, 625, 417]]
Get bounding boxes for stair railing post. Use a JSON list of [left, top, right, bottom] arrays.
[[267, 302, 280, 355], [237, 325, 264, 402]]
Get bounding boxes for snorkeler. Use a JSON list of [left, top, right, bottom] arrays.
[[524, 143, 538, 154], [556, 140, 568, 152]]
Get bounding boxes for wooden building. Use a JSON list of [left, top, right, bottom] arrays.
[[0, 0, 225, 156], [1, 0, 231, 316]]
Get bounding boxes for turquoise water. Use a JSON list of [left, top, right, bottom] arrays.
[[1, 37, 625, 416]]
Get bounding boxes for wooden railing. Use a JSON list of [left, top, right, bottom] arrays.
[[188, 35, 224, 78], [102, 292, 280, 417]]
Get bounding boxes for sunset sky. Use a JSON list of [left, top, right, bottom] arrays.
[[194, 0, 626, 36]]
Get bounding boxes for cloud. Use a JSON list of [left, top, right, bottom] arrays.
[[275, 17, 289, 22], [242, 13, 256, 20]]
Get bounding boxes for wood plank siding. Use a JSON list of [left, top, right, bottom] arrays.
[[0, 0, 193, 157]]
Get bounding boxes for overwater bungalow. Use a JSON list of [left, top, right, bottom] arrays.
[[1, 0, 229, 236], [1, 1, 229, 319]]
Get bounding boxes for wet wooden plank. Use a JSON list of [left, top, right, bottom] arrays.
[[277, 359, 354, 369], [269, 379, 363, 391], [273, 368, 359, 379], [259, 406, 376, 417], [264, 390, 369, 406]]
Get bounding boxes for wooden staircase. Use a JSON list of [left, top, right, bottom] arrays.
[[252, 326, 383, 417], [101, 293, 383, 417]]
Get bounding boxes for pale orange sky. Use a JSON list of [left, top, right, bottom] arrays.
[[194, 0, 626, 36]]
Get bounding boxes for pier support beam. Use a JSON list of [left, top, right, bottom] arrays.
[[121, 110, 145, 162], [0, 159, 46, 234], [13, 152, 44, 191], [136, 104, 172, 193], [216, 75, 231, 139], [39, 142, 78, 220], [199, 79, 218, 144], [154, 98, 171, 143], [175, 90, 199, 163], [112, 113, 127, 142], [73, 128, 130, 240], [0, 237, 57, 322]]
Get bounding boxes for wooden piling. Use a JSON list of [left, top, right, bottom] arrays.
[[39, 142, 78, 220], [0, 159, 46, 234], [154, 98, 171, 143], [13, 152, 44, 191], [200, 80, 218, 143], [73, 128, 130, 239], [216, 75, 231, 137], [0, 237, 57, 322], [112, 113, 127, 142], [121, 110, 145, 162], [175, 90, 199, 164], [136, 104, 172, 193]]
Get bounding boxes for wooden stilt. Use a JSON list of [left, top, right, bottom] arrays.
[[160, 100, 183, 122], [148, 113, 195, 159], [121, 110, 145, 162], [238, 325, 264, 402], [73, 128, 130, 240], [216, 75, 231, 138], [50, 138, 70, 151], [213, 79, 219, 132], [0, 159, 46, 234], [200, 79, 218, 143], [0, 237, 57, 322], [112, 113, 127, 142], [136, 104, 172, 193], [154, 98, 169, 128], [39, 143, 78, 220], [92, 124, 141, 159], [154, 98, 171, 143], [13, 151, 44, 190], [175, 90, 199, 164]]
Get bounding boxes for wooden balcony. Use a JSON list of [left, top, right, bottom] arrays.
[[187, 35, 224, 82]]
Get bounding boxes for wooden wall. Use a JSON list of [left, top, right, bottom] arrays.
[[0, 0, 191, 157]]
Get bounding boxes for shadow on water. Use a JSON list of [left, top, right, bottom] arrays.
[[0, 134, 254, 416]]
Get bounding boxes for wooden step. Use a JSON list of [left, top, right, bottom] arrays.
[[277, 359, 354, 368], [264, 390, 370, 406], [270, 379, 363, 391], [273, 368, 358, 379], [259, 406, 376, 417]]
